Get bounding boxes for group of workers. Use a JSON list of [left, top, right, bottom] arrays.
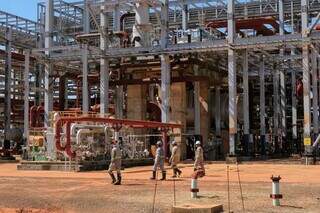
[[107, 139, 204, 185]]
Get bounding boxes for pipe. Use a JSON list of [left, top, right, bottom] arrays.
[[313, 134, 320, 148], [120, 12, 135, 31], [71, 124, 106, 136], [76, 128, 105, 145], [54, 117, 182, 158]]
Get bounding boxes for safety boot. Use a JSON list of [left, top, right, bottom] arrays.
[[114, 173, 122, 185], [160, 171, 166, 181], [177, 168, 182, 177], [109, 172, 116, 184], [150, 171, 156, 180], [171, 169, 177, 178]]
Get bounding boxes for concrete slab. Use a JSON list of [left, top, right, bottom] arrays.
[[172, 204, 223, 213]]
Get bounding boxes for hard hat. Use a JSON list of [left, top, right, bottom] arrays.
[[195, 141, 201, 145], [156, 141, 162, 146], [171, 141, 177, 145]]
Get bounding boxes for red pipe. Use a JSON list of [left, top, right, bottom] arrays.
[[36, 106, 44, 127], [55, 117, 182, 158], [30, 106, 38, 127]]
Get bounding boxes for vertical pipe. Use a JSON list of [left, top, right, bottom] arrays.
[[243, 49, 250, 155], [24, 50, 30, 144], [227, 0, 237, 155], [100, 4, 109, 115], [4, 27, 12, 143], [44, 0, 53, 127], [260, 56, 266, 155], [301, 0, 312, 155], [312, 49, 319, 135], [194, 65, 201, 135], [161, 54, 170, 123]]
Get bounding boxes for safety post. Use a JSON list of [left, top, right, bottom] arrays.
[[191, 169, 205, 198], [270, 175, 282, 206]]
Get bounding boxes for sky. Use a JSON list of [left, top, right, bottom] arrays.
[[0, 0, 43, 21]]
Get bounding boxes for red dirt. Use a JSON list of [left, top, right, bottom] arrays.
[[0, 162, 319, 212]]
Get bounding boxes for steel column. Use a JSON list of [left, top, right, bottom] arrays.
[[182, 4, 188, 31], [260, 56, 266, 155], [24, 50, 30, 143], [194, 65, 200, 135], [291, 2, 298, 147], [100, 4, 109, 115], [227, 0, 236, 155], [301, 0, 312, 154], [215, 86, 221, 137], [114, 4, 123, 118], [44, 0, 53, 127], [161, 54, 170, 123], [82, 46, 89, 113], [4, 27, 12, 142], [243, 49, 250, 154], [312, 49, 319, 135], [160, 0, 169, 48], [279, 0, 286, 145]]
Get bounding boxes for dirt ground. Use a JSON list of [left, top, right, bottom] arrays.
[[0, 162, 319, 213]]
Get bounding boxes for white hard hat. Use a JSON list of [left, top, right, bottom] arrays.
[[157, 141, 163, 146], [195, 141, 201, 145], [171, 141, 177, 145]]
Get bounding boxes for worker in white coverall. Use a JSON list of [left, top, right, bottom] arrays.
[[108, 140, 122, 185], [194, 141, 204, 171], [150, 141, 166, 180], [169, 141, 182, 178]]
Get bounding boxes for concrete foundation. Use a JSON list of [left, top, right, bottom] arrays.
[[170, 82, 187, 159], [17, 158, 154, 172], [127, 85, 147, 120], [172, 204, 223, 213]]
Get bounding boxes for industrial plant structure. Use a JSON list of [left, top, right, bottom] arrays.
[[1, 0, 320, 165]]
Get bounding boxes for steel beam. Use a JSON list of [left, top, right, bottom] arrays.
[[227, 0, 236, 155], [243, 49, 250, 155], [301, 0, 312, 154], [260, 56, 266, 155], [24, 50, 30, 143], [161, 54, 170, 123], [4, 27, 12, 142]]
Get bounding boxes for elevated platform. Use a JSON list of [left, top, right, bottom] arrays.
[[17, 158, 153, 172]]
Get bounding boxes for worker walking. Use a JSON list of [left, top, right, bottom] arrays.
[[194, 141, 205, 171], [108, 140, 122, 185], [150, 141, 166, 180], [169, 141, 182, 178]]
